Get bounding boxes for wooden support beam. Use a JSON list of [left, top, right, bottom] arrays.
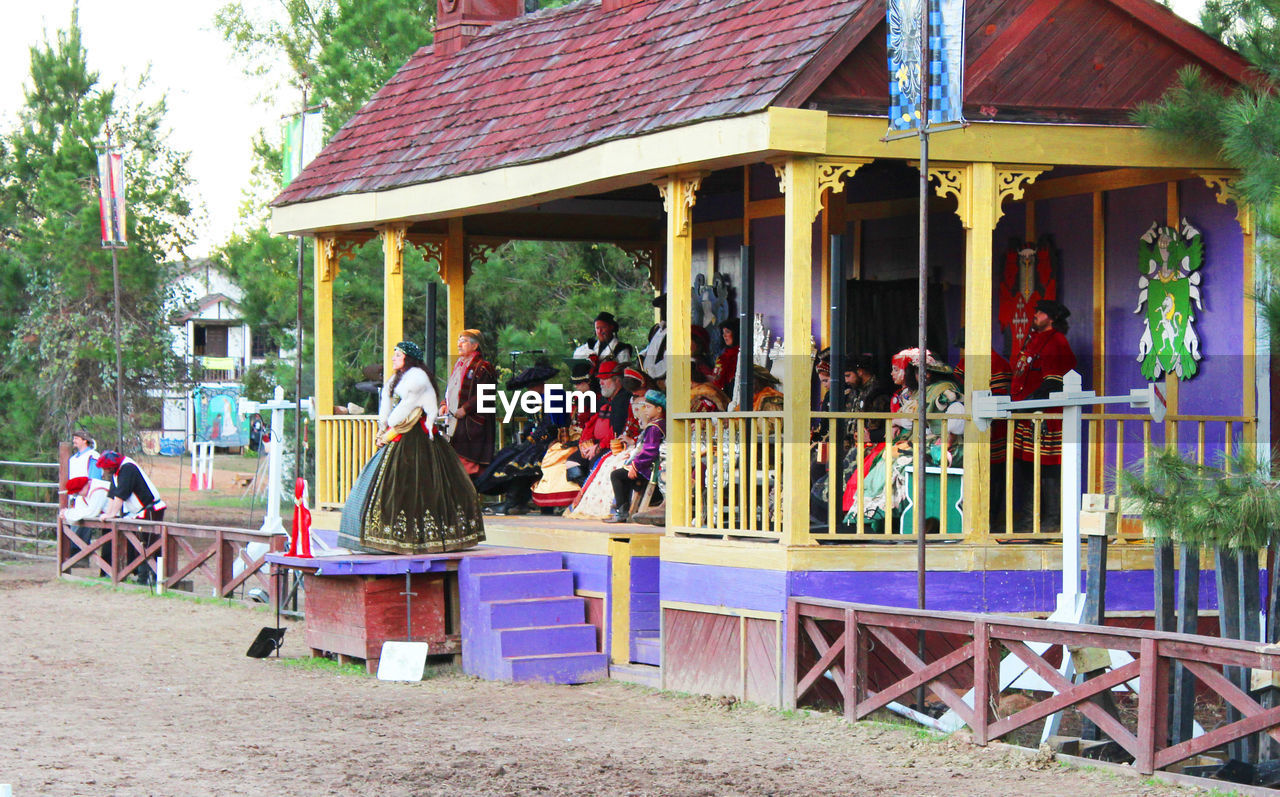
[[1023, 167, 1199, 203], [962, 163, 997, 539], [445, 218, 467, 372], [659, 173, 701, 532], [1091, 192, 1107, 490], [313, 236, 337, 416], [381, 224, 407, 379], [778, 157, 817, 547]]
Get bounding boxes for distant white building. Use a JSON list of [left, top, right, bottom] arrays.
[[154, 259, 287, 452]]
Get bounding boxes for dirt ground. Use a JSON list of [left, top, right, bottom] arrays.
[[0, 562, 1191, 797]]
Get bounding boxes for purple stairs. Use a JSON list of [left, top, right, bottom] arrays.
[[460, 552, 607, 684]]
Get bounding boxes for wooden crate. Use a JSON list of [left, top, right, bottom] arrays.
[[304, 572, 460, 674]]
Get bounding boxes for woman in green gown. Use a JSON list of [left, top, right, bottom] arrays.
[[338, 341, 485, 554]]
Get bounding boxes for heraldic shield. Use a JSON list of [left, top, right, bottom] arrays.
[[1135, 220, 1204, 381]]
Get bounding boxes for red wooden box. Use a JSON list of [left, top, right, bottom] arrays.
[[304, 572, 460, 674]]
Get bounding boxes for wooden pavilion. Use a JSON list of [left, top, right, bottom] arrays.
[[271, 0, 1263, 703]]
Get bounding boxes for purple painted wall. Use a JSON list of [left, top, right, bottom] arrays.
[[662, 559, 1250, 615]]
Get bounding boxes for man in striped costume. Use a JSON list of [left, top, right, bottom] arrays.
[[1010, 300, 1076, 531]]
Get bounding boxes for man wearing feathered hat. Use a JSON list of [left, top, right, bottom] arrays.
[[1011, 299, 1077, 529]]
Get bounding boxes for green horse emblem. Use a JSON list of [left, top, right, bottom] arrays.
[[1135, 220, 1203, 380]]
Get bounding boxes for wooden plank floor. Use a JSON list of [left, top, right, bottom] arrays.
[[483, 514, 665, 536]]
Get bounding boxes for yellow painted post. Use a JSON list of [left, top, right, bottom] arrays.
[[609, 538, 632, 665], [314, 236, 337, 504], [314, 236, 337, 416], [962, 163, 997, 540], [445, 218, 467, 372], [779, 157, 817, 547], [382, 224, 407, 379], [659, 173, 700, 533]]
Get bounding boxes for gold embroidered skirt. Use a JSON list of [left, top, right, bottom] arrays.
[[358, 420, 485, 555]]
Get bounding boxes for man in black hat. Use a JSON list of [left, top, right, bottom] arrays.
[[1011, 299, 1077, 530], [575, 311, 634, 365], [639, 295, 667, 383], [474, 362, 566, 515], [846, 353, 892, 444]]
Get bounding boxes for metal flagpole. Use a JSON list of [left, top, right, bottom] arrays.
[[104, 128, 125, 448], [914, 0, 933, 710], [279, 90, 328, 482], [294, 87, 307, 483]]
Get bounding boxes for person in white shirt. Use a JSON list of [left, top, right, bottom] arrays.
[[68, 430, 101, 481], [60, 475, 110, 575]]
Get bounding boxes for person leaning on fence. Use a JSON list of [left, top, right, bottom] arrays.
[[60, 475, 110, 575], [96, 451, 167, 585], [605, 390, 665, 524]]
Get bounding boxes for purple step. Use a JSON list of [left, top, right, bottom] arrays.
[[465, 551, 563, 574], [506, 651, 608, 684], [499, 624, 597, 658], [632, 634, 661, 667], [474, 569, 574, 602], [488, 597, 585, 630]]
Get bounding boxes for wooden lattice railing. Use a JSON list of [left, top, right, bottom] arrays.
[[787, 598, 1280, 774], [59, 516, 285, 605]]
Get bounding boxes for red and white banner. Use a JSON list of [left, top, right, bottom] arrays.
[[97, 151, 127, 247]]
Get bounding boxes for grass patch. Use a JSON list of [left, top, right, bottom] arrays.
[[279, 656, 369, 677], [66, 575, 273, 612]]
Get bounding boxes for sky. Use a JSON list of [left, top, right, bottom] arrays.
[[0, 0, 288, 258], [1, 0, 1210, 260]]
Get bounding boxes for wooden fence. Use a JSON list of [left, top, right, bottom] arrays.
[[787, 598, 1280, 774], [60, 516, 285, 604]]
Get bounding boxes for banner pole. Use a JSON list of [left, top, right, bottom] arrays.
[[915, 0, 933, 711]]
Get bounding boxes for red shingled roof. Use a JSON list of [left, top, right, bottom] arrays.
[[276, 0, 1252, 209], [274, 0, 865, 207]]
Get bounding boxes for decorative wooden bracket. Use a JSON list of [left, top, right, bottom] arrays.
[[770, 157, 872, 221], [1199, 171, 1253, 235], [317, 235, 363, 281], [465, 236, 507, 271], [656, 173, 706, 238], [379, 223, 409, 275], [926, 164, 972, 228], [995, 165, 1047, 222], [921, 163, 1045, 229], [407, 234, 447, 270]]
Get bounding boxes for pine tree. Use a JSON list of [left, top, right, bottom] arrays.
[[0, 8, 196, 455]]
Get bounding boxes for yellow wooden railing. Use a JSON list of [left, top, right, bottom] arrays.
[[812, 411, 961, 541], [671, 412, 786, 542], [316, 415, 378, 509]]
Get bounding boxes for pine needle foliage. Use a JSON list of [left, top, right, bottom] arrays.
[[1120, 448, 1280, 550]]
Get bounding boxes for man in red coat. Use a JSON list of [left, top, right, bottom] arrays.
[[1010, 300, 1076, 531]]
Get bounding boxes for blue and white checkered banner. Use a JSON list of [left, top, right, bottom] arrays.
[[887, 0, 966, 132]]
